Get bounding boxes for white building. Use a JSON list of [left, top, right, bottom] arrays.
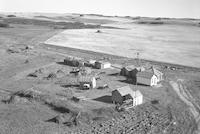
[[84, 59, 96, 67], [78, 76, 96, 90], [136, 71, 158, 86], [95, 61, 111, 69], [112, 86, 143, 108]]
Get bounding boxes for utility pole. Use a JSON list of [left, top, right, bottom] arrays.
[[136, 52, 140, 67]]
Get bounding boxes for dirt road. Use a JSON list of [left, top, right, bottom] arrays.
[[170, 80, 200, 133]]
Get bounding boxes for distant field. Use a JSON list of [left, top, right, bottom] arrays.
[[45, 24, 200, 68]]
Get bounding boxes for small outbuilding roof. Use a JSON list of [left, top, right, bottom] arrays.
[[114, 86, 142, 98], [116, 86, 133, 96], [95, 61, 111, 65], [136, 71, 154, 79]]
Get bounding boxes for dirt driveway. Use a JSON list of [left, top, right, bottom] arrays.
[[170, 80, 200, 133]]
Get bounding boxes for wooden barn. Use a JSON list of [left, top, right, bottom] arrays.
[[120, 65, 145, 78], [120, 65, 138, 77], [78, 76, 96, 90], [112, 86, 143, 108], [64, 57, 84, 67], [95, 61, 111, 69], [136, 71, 158, 86]]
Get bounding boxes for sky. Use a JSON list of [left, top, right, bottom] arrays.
[[0, 0, 200, 18]]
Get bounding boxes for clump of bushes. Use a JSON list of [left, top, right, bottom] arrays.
[[0, 22, 9, 28], [96, 30, 102, 33], [132, 16, 141, 20], [137, 20, 164, 25], [155, 17, 161, 20], [7, 15, 16, 17], [125, 16, 131, 18]]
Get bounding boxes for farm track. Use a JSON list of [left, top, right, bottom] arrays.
[[170, 80, 200, 133]]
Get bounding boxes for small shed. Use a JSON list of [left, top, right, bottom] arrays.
[[136, 71, 158, 86], [84, 59, 96, 67], [78, 76, 96, 90], [112, 86, 143, 108], [95, 61, 111, 69]]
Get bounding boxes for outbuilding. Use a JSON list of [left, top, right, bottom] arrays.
[[136, 71, 158, 86], [151, 67, 164, 82], [120, 65, 137, 77], [95, 61, 111, 69], [120, 65, 145, 78], [64, 57, 84, 67], [84, 59, 96, 67], [78, 76, 96, 90], [112, 86, 143, 108]]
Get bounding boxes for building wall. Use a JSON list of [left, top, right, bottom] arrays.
[[102, 63, 111, 69], [95, 62, 111, 69], [130, 69, 138, 78], [95, 62, 101, 69], [132, 94, 143, 107], [151, 75, 158, 86], [137, 77, 151, 86], [64, 59, 80, 67], [92, 78, 96, 88], [112, 90, 123, 104], [120, 68, 126, 76]]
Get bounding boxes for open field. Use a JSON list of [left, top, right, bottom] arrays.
[[46, 24, 200, 68], [0, 13, 200, 134]]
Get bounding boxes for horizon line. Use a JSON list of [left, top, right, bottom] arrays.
[[0, 11, 200, 20]]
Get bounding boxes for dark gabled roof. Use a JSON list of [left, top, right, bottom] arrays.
[[95, 61, 111, 65], [136, 71, 154, 79], [123, 65, 136, 71], [122, 65, 145, 72]]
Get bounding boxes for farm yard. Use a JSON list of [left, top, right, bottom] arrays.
[[0, 13, 200, 134]]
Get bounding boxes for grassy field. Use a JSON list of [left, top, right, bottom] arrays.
[[0, 13, 200, 134], [46, 24, 200, 68]]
